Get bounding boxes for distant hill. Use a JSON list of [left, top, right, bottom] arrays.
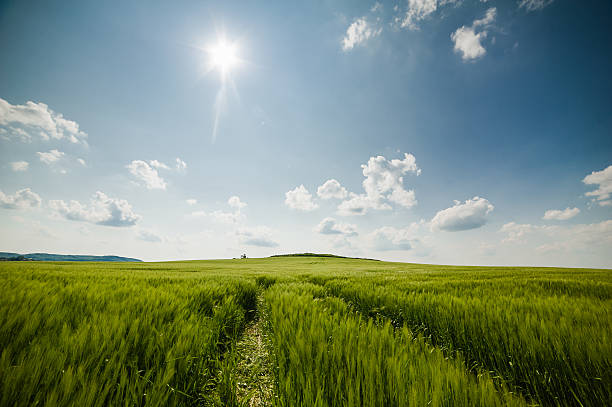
[[270, 253, 380, 261], [0, 252, 142, 262]]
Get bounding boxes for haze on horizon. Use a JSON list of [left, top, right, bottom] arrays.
[[0, 0, 611, 267]]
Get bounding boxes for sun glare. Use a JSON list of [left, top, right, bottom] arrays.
[[203, 35, 244, 143], [208, 40, 239, 76]]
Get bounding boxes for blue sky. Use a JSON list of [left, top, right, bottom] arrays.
[[1, 0, 611, 266]]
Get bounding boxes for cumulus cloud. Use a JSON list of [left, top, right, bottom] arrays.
[[0, 188, 42, 209], [451, 7, 496, 61], [431, 196, 494, 231], [49, 191, 140, 227], [149, 160, 170, 170], [337, 192, 390, 216], [583, 165, 612, 207], [132, 158, 186, 187], [37, 149, 64, 164], [337, 153, 420, 216], [10, 161, 29, 172], [315, 217, 357, 236], [317, 179, 348, 200], [518, 0, 554, 12], [0, 97, 87, 143], [362, 153, 420, 206], [285, 185, 318, 211], [388, 188, 417, 208], [543, 207, 580, 221], [369, 225, 419, 251], [236, 226, 279, 247], [186, 199, 197, 205], [127, 160, 167, 190], [342, 17, 382, 51], [228, 196, 247, 209]]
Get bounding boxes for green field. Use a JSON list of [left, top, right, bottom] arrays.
[[0, 256, 610, 406]]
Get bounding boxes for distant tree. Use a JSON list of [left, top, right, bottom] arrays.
[[241, 254, 247, 259]]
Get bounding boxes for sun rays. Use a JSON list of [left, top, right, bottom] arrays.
[[202, 35, 244, 144]]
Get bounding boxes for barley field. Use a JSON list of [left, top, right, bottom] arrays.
[[0, 256, 610, 406]]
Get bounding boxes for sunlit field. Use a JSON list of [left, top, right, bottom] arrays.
[[0, 256, 610, 406]]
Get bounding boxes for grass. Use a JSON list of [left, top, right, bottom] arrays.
[[0, 257, 610, 406]]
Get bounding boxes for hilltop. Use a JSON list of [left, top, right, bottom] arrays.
[[270, 252, 380, 261], [0, 252, 142, 262]]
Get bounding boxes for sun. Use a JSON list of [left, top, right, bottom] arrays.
[[207, 39, 239, 76]]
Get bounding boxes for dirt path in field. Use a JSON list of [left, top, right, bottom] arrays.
[[235, 295, 275, 406]]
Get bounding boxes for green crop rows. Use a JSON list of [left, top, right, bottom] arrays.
[[0, 257, 610, 406]]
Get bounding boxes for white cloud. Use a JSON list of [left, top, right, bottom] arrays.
[[127, 160, 167, 190], [518, 0, 554, 12], [175, 158, 187, 171], [337, 193, 389, 216], [137, 229, 163, 243], [317, 179, 348, 200], [399, 0, 437, 29], [342, 17, 382, 51], [186, 199, 197, 205], [451, 8, 496, 62], [452, 27, 487, 60], [0, 97, 87, 144], [395, 0, 459, 30], [37, 149, 64, 164], [149, 160, 170, 170], [315, 217, 357, 236], [49, 191, 140, 227], [0, 188, 42, 209], [10, 161, 29, 172], [336, 153, 420, 216], [583, 165, 612, 207], [338, 153, 419, 216], [189, 197, 246, 224], [388, 187, 417, 208], [77, 158, 86, 166], [500, 222, 535, 243], [500, 220, 612, 260], [369, 223, 423, 251], [228, 195, 247, 209], [431, 196, 494, 231], [535, 220, 612, 253], [473, 7, 496, 27], [362, 153, 420, 205], [285, 185, 318, 211], [543, 207, 580, 221], [236, 226, 279, 247], [145, 158, 186, 173]]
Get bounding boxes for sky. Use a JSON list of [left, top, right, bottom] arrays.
[[1, 0, 611, 267]]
